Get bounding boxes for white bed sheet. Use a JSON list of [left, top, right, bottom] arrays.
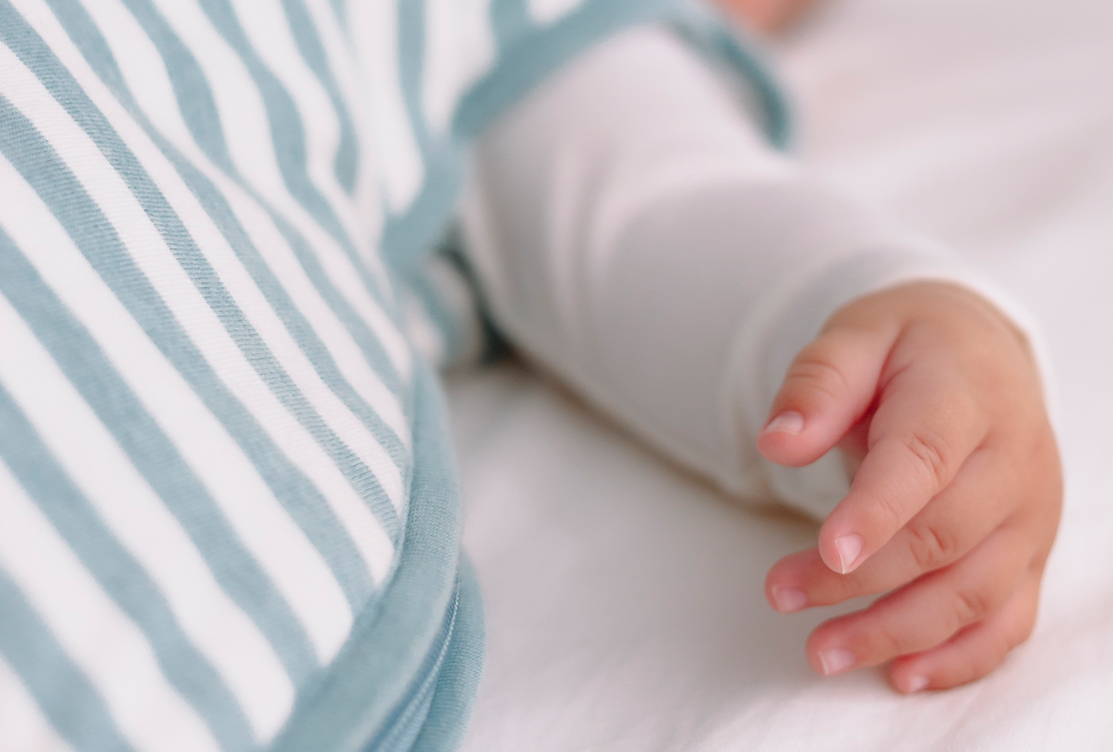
[[450, 1, 1113, 749]]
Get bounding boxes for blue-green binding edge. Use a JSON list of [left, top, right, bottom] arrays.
[[269, 361, 479, 752], [272, 3, 795, 750], [382, 0, 793, 278]]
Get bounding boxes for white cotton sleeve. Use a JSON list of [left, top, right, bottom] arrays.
[[457, 24, 1050, 520]]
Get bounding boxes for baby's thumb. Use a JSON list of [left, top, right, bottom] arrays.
[[756, 323, 895, 467]]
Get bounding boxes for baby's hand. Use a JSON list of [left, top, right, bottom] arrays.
[[757, 281, 1062, 693]]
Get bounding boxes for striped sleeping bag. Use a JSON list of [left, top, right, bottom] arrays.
[[0, 0, 786, 749]]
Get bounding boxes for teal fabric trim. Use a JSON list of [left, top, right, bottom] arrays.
[[402, 262, 469, 365], [382, 0, 793, 276], [489, 0, 531, 52], [666, 1, 794, 149], [380, 142, 463, 279], [0, 567, 135, 752], [403, 560, 485, 752], [0, 375, 254, 751], [271, 361, 479, 752], [438, 241, 511, 365], [382, 0, 687, 275], [453, 0, 682, 139], [387, 0, 795, 367], [364, 560, 484, 752], [367, 573, 460, 751], [396, 0, 429, 156]]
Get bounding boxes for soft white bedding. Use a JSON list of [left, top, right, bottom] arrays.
[[449, 1, 1112, 749]]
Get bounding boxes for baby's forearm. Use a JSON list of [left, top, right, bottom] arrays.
[[460, 24, 1023, 514], [462, 18, 1061, 696]]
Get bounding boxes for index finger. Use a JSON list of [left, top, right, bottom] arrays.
[[817, 363, 987, 574]]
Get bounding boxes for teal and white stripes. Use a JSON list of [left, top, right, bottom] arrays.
[[0, 0, 782, 748]]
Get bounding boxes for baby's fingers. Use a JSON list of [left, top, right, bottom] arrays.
[[767, 447, 1011, 610], [888, 575, 1039, 693], [757, 322, 895, 468], [806, 528, 1025, 676], [818, 365, 987, 574]]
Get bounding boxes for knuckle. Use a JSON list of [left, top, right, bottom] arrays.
[[868, 489, 908, 532], [952, 587, 992, 629], [855, 604, 908, 660], [872, 623, 907, 660], [902, 429, 953, 488], [785, 356, 848, 403], [905, 522, 956, 572], [1027, 547, 1053, 575]]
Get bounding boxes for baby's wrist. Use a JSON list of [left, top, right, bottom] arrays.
[[834, 279, 1038, 366]]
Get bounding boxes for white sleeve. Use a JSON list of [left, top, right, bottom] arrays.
[[457, 25, 1049, 520]]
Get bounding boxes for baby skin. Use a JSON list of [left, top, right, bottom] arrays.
[[757, 281, 1062, 693]]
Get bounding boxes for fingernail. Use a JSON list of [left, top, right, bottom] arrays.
[[834, 534, 863, 574], [771, 586, 807, 613], [818, 648, 856, 676], [904, 675, 930, 693], [764, 411, 805, 436]]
